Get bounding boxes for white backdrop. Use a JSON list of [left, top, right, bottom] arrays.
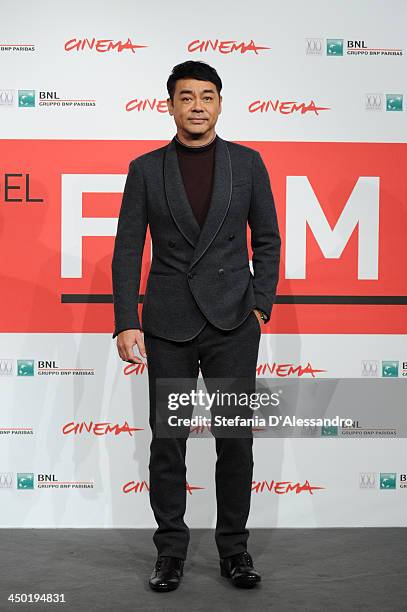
[[0, 0, 406, 527]]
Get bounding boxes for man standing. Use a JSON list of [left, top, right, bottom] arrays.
[[112, 60, 281, 591]]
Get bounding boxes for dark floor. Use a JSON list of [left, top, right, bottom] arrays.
[[1, 529, 406, 611]]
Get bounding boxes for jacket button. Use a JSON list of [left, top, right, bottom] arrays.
[[218, 268, 224, 275], [228, 233, 235, 240], [187, 272, 194, 279], [168, 240, 176, 247]]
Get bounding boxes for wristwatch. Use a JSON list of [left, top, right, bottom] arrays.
[[257, 309, 268, 323]]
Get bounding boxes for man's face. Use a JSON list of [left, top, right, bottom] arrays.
[[167, 78, 222, 138]]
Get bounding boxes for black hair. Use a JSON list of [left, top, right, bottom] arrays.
[[167, 60, 222, 102]]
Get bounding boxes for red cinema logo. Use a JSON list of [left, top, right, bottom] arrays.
[[62, 421, 143, 436], [124, 361, 148, 376], [123, 480, 204, 494], [249, 99, 331, 115], [125, 98, 169, 113], [252, 479, 324, 495], [64, 37, 148, 53], [187, 39, 271, 55], [123, 480, 150, 493], [256, 363, 327, 377]]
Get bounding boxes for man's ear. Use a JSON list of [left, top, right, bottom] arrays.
[[166, 97, 173, 116]]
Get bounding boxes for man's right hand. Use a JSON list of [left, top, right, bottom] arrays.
[[116, 329, 146, 364]]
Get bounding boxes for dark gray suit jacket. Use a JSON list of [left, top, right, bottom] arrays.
[[111, 134, 281, 341]]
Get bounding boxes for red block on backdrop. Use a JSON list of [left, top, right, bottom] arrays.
[[0, 139, 405, 334]]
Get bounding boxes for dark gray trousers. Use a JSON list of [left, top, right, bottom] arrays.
[[143, 310, 261, 560]]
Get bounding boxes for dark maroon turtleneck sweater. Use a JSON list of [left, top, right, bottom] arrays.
[[174, 133, 217, 228]]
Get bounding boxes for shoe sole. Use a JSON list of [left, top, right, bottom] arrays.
[[149, 580, 181, 592]]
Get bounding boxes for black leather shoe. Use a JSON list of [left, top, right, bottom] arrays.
[[220, 551, 261, 588], [149, 555, 184, 592]]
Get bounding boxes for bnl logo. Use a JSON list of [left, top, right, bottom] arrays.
[[17, 473, 34, 489], [386, 94, 403, 112], [326, 39, 343, 55], [18, 90, 35, 107], [321, 426, 338, 437], [380, 473, 397, 489], [17, 360, 35, 376], [382, 361, 399, 377]]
